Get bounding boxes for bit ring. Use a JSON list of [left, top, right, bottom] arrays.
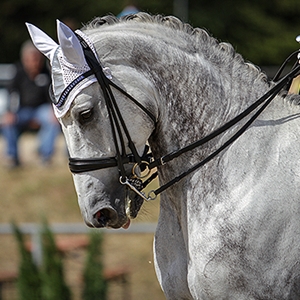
[[132, 161, 151, 179]]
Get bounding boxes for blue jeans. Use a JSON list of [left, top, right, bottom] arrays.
[[2, 104, 60, 161]]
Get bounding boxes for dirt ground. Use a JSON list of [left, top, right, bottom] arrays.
[[0, 133, 165, 300]]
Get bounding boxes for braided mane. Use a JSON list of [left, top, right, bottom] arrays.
[[82, 13, 268, 84], [82, 13, 300, 107]]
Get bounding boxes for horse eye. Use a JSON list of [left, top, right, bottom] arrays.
[[80, 109, 94, 122]]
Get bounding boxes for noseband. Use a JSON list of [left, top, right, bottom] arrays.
[[57, 31, 300, 202]]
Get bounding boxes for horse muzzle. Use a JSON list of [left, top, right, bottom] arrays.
[[84, 191, 144, 229], [85, 206, 128, 229]]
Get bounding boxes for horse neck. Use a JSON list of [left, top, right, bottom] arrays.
[[90, 24, 270, 147], [143, 46, 271, 164], [90, 24, 272, 191]]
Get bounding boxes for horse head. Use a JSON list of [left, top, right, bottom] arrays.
[[27, 20, 157, 229]]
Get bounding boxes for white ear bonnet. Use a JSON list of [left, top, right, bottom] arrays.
[[26, 20, 102, 118]]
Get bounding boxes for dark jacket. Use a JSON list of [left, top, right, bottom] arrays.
[[8, 62, 51, 110]]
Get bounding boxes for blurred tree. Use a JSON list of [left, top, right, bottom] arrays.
[[0, 0, 299, 65], [0, 0, 174, 63], [189, 0, 300, 65], [82, 231, 107, 300], [41, 221, 71, 300], [12, 222, 42, 300]]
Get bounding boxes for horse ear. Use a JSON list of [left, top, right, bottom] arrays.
[[56, 19, 86, 67], [26, 23, 59, 62]]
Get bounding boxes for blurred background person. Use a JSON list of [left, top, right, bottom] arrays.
[[117, 1, 139, 18], [1, 40, 60, 168]]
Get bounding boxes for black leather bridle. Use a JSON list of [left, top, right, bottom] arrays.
[[54, 32, 300, 202], [68, 33, 158, 198]]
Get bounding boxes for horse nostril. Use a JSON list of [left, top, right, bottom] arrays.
[[94, 208, 116, 228]]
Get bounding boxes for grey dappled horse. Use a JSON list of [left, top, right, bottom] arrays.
[[28, 13, 300, 299]]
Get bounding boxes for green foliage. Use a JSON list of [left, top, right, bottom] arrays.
[[82, 231, 107, 300], [41, 221, 71, 300], [0, 0, 174, 64], [1, 0, 300, 69], [13, 222, 108, 300], [189, 0, 300, 65], [12, 222, 42, 300]]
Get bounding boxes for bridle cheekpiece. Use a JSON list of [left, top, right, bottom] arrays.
[[59, 31, 158, 204]]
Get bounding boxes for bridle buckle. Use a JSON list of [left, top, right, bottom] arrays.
[[119, 176, 157, 202]]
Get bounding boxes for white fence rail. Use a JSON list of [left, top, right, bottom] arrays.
[[0, 222, 156, 265]]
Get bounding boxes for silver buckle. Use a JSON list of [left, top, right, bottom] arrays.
[[119, 177, 157, 201]]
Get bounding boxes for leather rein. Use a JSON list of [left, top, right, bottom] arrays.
[[64, 33, 300, 202]]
